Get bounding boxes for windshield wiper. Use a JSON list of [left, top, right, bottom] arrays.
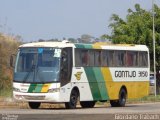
[[35, 66, 45, 84], [22, 65, 36, 83]]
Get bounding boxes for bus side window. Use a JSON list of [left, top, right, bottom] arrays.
[[108, 51, 114, 67], [95, 50, 101, 67], [81, 50, 88, 66], [60, 48, 73, 86], [139, 52, 148, 67], [115, 51, 126, 67], [75, 49, 81, 67], [127, 51, 138, 67], [127, 51, 134, 67], [102, 51, 108, 67], [89, 50, 94, 66]]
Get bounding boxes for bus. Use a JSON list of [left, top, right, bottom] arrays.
[[11, 41, 150, 109]]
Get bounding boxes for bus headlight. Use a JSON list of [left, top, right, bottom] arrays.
[[13, 87, 21, 92], [48, 88, 60, 93]]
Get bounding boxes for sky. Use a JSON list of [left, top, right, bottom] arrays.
[[0, 0, 160, 42]]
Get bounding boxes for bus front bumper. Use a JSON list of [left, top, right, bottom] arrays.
[[13, 91, 63, 103]]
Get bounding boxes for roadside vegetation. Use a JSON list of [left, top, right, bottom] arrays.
[[95, 95, 160, 106], [0, 33, 21, 97], [127, 95, 160, 103]]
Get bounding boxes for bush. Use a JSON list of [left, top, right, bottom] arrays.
[[0, 33, 21, 95]]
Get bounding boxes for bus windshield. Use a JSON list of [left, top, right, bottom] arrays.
[[14, 47, 61, 83]]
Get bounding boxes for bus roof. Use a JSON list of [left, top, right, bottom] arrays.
[[19, 41, 149, 51], [19, 41, 75, 48]]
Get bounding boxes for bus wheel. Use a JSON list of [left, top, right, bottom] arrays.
[[110, 88, 127, 107], [65, 89, 79, 109], [118, 88, 127, 107], [80, 101, 96, 108], [28, 102, 41, 109]]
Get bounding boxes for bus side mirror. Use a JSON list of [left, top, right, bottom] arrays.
[[10, 54, 16, 68]]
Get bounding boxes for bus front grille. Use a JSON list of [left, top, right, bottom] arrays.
[[23, 95, 45, 100]]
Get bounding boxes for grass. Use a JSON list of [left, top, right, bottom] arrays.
[[141, 95, 160, 101], [96, 95, 160, 106], [127, 95, 160, 103]]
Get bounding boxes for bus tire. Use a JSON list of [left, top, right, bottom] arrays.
[[110, 88, 127, 107], [80, 101, 96, 108], [28, 102, 41, 109], [65, 89, 79, 109], [110, 100, 118, 107]]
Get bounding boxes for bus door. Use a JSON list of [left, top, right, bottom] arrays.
[[60, 47, 73, 86]]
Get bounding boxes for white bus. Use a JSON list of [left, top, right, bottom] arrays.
[[11, 41, 150, 109]]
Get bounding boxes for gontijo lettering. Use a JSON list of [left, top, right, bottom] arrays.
[[115, 71, 136, 78], [115, 71, 148, 78]]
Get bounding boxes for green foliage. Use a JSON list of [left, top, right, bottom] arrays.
[[105, 4, 160, 67]]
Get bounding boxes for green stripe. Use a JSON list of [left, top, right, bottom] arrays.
[[93, 68, 109, 100], [84, 67, 109, 101], [75, 44, 92, 49], [84, 44, 92, 49], [28, 84, 37, 93], [75, 44, 85, 48], [84, 67, 101, 100], [33, 84, 43, 92], [28, 84, 43, 93]]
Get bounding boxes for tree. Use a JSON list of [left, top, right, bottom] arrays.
[[68, 38, 77, 43], [100, 34, 111, 42], [105, 4, 160, 66], [80, 34, 94, 43]]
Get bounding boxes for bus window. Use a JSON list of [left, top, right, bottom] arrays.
[[127, 51, 138, 67], [88, 50, 94, 66], [108, 51, 114, 67], [139, 52, 148, 67], [39, 50, 59, 67], [115, 51, 126, 67], [61, 48, 73, 86], [95, 50, 101, 66], [75, 49, 81, 67], [102, 51, 108, 67], [81, 50, 88, 66]]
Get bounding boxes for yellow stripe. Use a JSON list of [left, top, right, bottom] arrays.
[[94, 42, 135, 47], [101, 67, 118, 99], [41, 84, 51, 93], [92, 44, 101, 49]]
